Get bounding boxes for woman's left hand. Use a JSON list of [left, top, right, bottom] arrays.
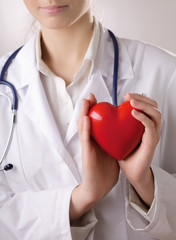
[[119, 93, 162, 206]]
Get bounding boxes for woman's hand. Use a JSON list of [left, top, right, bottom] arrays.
[[119, 93, 161, 206], [70, 93, 120, 222]]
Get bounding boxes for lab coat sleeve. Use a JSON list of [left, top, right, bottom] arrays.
[[71, 210, 98, 240], [127, 180, 156, 222], [125, 167, 176, 240], [0, 173, 76, 240], [125, 70, 176, 240], [0, 175, 96, 240]]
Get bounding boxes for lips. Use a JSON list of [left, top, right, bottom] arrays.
[[40, 5, 69, 14]]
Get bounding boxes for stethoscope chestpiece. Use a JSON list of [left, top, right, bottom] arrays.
[[0, 163, 13, 171]]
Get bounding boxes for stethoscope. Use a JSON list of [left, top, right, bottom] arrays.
[[0, 30, 119, 172]]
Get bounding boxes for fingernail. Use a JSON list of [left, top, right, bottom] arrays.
[[130, 99, 138, 106], [88, 93, 92, 99], [131, 109, 138, 116], [123, 93, 129, 98], [124, 93, 133, 100]]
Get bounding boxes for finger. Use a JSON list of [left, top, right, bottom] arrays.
[[132, 109, 155, 129], [77, 99, 90, 138], [77, 94, 97, 139], [82, 116, 91, 144], [81, 116, 93, 156], [130, 99, 161, 128], [88, 93, 97, 108], [132, 109, 161, 142], [82, 99, 90, 116], [124, 93, 158, 108]]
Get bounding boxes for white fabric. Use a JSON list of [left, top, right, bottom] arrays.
[[128, 181, 156, 222], [36, 19, 156, 223], [36, 19, 100, 140], [0, 20, 176, 240]]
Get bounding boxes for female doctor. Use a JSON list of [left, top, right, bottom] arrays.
[[0, 0, 176, 239]]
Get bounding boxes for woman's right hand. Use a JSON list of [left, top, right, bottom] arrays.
[[70, 93, 120, 222]]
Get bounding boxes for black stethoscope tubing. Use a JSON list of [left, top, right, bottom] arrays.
[[108, 30, 119, 107], [0, 30, 119, 172]]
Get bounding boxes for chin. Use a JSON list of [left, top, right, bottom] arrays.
[[40, 18, 76, 30]]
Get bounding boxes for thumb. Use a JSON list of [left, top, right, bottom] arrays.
[[81, 116, 92, 152]]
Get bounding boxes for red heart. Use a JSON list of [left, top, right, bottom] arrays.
[[88, 101, 144, 161]]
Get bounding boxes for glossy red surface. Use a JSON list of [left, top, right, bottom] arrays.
[[88, 101, 144, 161]]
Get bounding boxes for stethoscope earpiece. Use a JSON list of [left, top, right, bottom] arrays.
[[0, 164, 13, 171]]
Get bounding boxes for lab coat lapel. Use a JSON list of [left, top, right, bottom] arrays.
[[3, 37, 64, 155], [20, 68, 81, 182], [11, 60, 81, 183], [21, 69, 64, 154], [5, 27, 134, 183], [64, 30, 134, 146], [64, 71, 113, 146], [4, 35, 81, 182]]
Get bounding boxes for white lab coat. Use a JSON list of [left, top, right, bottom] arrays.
[[0, 24, 176, 240]]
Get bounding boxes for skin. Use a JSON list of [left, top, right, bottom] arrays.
[[23, 0, 161, 222], [72, 93, 161, 221], [23, 0, 94, 85]]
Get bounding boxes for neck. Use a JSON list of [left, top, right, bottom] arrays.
[[40, 12, 94, 78]]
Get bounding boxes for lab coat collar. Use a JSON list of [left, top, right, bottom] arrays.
[[94, 22, 134, 81], [64, 25, 134, 145], [64, 71, 113, 146], [4, 34, 37, 93], [4, 22, 134, 94], [2, 25, 134, 179], [36, 17, 100, 83]]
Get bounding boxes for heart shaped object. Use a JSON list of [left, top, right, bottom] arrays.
[[88, 101, 144, 161]]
